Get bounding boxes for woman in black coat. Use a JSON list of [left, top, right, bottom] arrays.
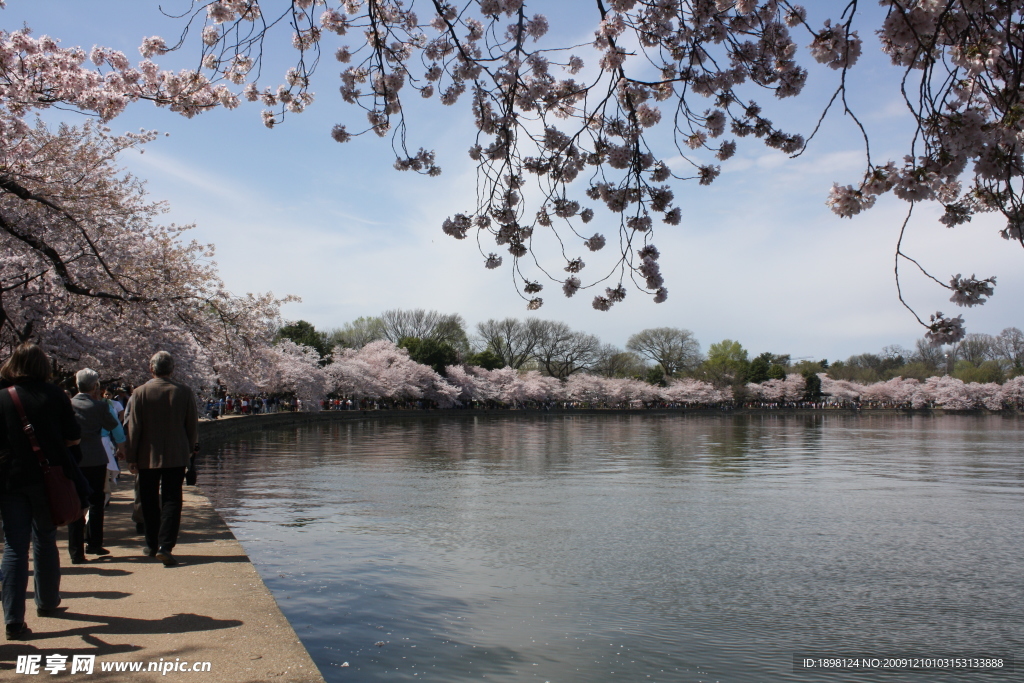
[[0, 343, 82, 640]]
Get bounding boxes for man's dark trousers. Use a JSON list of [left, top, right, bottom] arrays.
[[138, 467, 186, 553], [68, 465, 107, 561]]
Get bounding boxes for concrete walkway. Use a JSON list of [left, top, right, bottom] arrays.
[[0, 479, 325, 682]]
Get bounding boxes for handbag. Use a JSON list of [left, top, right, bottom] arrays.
[[6, 386, 84, 526]]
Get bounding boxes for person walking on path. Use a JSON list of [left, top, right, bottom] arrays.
[[68, 369, 120, 563], [0, 343, 82, 640], [124, 351, 198, 567], [99, 388, 127, 507]]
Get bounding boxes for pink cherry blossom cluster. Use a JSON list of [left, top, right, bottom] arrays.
[[0, 26, 237, 144], [327, 339, 461, 406], [827, 1, 1024, 331], [123, 0, 829, 310], [819, 373, 1024, 411], [0, 121, 288, 389], [926, 312, 967, 346], [948, 274, 996, 308], [745, 373, 806, 402]]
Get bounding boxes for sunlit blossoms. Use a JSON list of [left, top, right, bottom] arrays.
[[256, 340, 329, 408], [57, 1, 851, 311], [5, 2, 1024, 334], [0, 26, 236, 134], [325, 340, 460, 407], [0, 122, 288, 386]]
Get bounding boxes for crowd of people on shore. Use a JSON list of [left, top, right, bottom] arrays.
[[204, 394, 286, 418], [0, 344, 198, 641]]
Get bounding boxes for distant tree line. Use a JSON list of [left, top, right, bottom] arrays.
[[274, 311, 1024, 395]]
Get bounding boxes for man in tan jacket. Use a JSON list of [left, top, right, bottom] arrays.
[[124, 351, 198, 567]]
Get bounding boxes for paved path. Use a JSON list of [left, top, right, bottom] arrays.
[[0, 479, 325, 682]]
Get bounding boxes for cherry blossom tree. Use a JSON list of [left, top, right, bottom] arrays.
[[617, 377, 665, 405], [516, 369, 563, 402], [565, 373, 610, 405], [818, 374, 865, 403], [181, 1, 1022, 336], [326, 339, 460, 404], [860, 376, 920, 406], [317, 336, 1022, 410], [746, 375, 801, 402], [966, 381, 1003, 411], [916, 375, 972, 410], [5, 1, 1019, 341], [901, 374, 1009, 410], [456, 365, 521, 402], [568, 372, 662, 406], [0, 120, 287, 387], [444, 362, 501, 401], [257, 338, 329, 407], [664, 377, 725, 404], [999, 375, 1024, 409]]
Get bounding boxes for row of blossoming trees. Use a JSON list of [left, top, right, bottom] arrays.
[[260, 338, 1024, 412]]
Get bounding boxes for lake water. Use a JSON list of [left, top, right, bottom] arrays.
[[196, 414, 1023, 682]]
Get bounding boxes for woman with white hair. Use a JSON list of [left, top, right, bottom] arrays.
[[69, 368, 119, 563]]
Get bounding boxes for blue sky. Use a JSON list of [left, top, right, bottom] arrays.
[[7, 1, 1022, 362]]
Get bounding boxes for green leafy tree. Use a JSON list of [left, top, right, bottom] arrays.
[[748, 353, 772, 384], [793, 359, 828, 376], [398, 337, 459, 376], [767, 363, 787, 380], [276, 320, 331, 362], [802, 371, 822, 401], [702, 339, 749, 387], [953, 359, 1004, 384], [646, 364, 666, 386], [896, 362, 933, 381], [465, 348, 505, 370]]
